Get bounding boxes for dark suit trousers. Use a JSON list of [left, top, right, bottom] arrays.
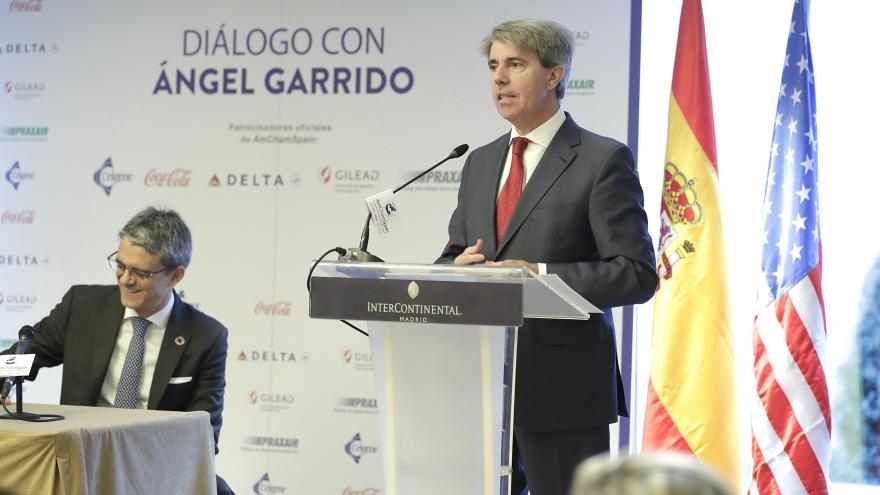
[[511, 426, 609, 495]]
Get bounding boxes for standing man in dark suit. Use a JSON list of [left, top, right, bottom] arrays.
[[438, 20, 658, 495], [2, 206, 233, 494]]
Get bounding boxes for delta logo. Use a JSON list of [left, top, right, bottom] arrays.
[[208, 173, 301, 188], [237, 350, 307, 363]]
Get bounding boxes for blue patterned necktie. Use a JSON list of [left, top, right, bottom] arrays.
[[114, 316, 150, 409]]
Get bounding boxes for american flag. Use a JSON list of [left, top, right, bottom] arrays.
[[751, 1, 830, 494]]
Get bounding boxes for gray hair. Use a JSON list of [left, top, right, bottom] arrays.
[[570, 453, 733, 495], [480, 19, 574, 99], [119, 207, 192, 267]]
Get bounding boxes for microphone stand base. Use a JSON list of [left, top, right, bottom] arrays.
[[339, 249, 384, 263], [0, 411, 42, 420]]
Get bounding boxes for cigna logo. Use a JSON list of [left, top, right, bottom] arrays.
[[9, 0, 43, 12], [252, 473, 286, 494], [4, 161, 33, 190], [93, 157, 132, 196], [344, 433, 378, 464]]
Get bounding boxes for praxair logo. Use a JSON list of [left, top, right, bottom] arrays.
[[243, 436, 299, 453], [4, 161, 33, 190], [93, 157, 132, 196], [334, 397, 378, 415], [252, 473, 286, 494], [344, 432, 378, 464]]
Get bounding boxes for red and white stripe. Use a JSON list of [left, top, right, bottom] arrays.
[[751, 262, 830, 495]]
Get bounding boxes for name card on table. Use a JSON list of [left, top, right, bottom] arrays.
[[0, 354, 35, 377]]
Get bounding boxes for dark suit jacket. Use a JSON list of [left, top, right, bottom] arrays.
[[3, 284, 228, 447], [439, 114, 658, 431]]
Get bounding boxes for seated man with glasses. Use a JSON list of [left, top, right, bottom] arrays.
[[2, 206, 233, 494]]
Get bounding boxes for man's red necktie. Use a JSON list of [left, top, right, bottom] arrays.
[[496, 137, 530, 244]]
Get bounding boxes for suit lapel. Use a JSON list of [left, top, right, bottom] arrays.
[[478, 134, 510, 258], [495, 116, 581, 258], [148, 291, 191, 409], [89, 288, 125, 404]]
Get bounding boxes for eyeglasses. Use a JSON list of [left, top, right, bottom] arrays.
[[107, 251, 173, 281]]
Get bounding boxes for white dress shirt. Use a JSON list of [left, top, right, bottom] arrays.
[[497, 108, 567, 274], [97, 295, 173, 409]]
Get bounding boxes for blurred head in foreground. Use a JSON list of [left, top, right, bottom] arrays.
[[570, 453, 733, 495]]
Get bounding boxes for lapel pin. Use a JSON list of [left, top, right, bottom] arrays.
[[175, 336, 186, 346]]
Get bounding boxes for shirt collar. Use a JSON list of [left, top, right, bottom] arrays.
[[123, 292, 175, 328], [509, 108, 566, 149]]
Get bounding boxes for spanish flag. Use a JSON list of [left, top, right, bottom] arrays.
[[642, 0, 738, 488]]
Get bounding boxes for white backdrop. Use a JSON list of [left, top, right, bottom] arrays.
[[0, 2, 634, 492]]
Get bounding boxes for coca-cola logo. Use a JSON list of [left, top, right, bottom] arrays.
[[9, 0, 42, 13], [342, 489, 380, 495], [254, 301, 292, 316], [144, 168, 191, 187], [1, 210, 35, 224]]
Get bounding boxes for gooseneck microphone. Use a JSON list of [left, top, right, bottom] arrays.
[[0, 325, 64, 422], [0, 326, 33, 401], [306, 143, 469, 338], [343, 144, 469, 262]]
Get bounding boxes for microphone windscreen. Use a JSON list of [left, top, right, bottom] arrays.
[[18, 325, 33, 340], [450, 144, 469, 158]]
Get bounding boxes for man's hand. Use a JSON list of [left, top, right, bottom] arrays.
[[487, 259, 539, 274], [454, 239, 486, 265]]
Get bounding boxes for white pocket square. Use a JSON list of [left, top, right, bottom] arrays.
[[168, 376, 193, 384]]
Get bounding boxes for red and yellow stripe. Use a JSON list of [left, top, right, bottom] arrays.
[[642, 0, 738, 489]]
